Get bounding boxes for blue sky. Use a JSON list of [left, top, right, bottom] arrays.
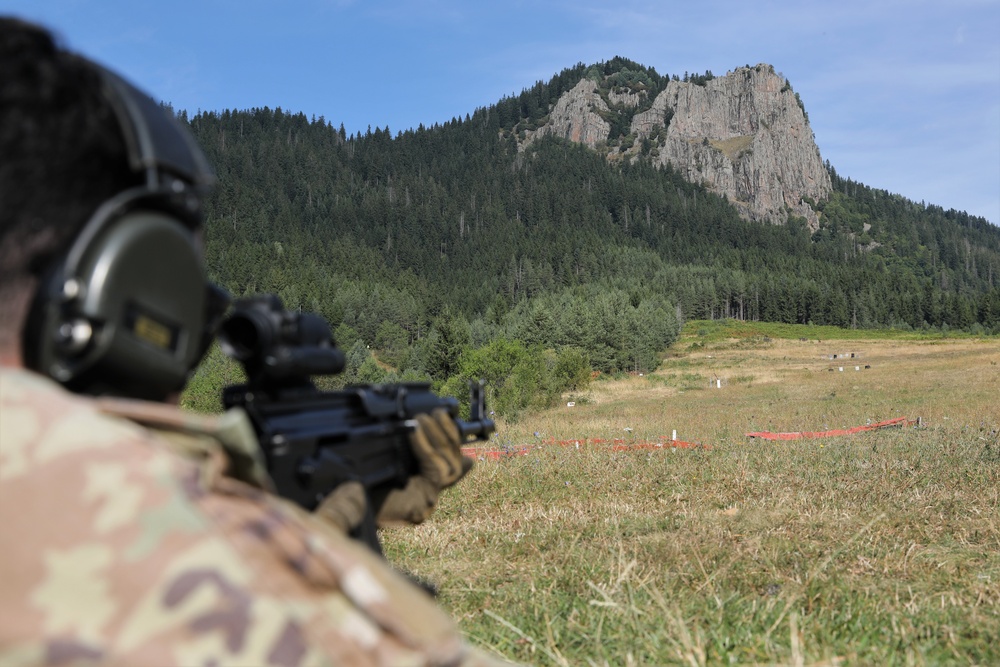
[[6, 0, 999, 224]]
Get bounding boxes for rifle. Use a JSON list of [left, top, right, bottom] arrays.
[[217, 295, 495, 555]]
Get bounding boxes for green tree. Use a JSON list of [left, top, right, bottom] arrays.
[[552, 346, 592, 391], [375, 321, 409, 369], [427, 307, 472, 380], [180, 343, 245, 413]]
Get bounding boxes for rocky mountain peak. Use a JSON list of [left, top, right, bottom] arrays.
[[522, 64, 831, 228]]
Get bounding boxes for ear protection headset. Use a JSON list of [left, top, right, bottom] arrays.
[[24, 60, 230, 400]]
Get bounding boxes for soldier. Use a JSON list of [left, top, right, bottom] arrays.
[[0, 18, 510, 666]]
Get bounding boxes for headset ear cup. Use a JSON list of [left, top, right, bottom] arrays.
[[39, 207, 209, 400]]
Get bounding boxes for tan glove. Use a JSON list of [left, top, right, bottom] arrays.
[[314, 408, 474, 532], [376, 408, 474, 526], [314, 480, 367, 533]]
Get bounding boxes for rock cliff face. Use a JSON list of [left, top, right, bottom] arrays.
[[524, 65, 832, 227], [528, 78, 611, 149]]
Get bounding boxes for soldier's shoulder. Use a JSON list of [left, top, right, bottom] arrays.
[[0, 367, 155, 480], [0, 367, 486, 666]]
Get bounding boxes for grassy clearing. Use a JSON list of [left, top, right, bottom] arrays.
[[382, 322, 1000, 665]]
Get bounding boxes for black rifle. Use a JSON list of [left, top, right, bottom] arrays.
[[218, 295, 495, 555]]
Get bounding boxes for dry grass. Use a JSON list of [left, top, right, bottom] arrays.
[[708, 136, 754, 160], [503, 335, 1000, 446], [382, 323, 1000, 665]]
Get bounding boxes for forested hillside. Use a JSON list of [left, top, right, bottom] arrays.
[[179, 60, 1000, 415]]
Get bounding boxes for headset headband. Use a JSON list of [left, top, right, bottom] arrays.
[[98, 66, 215, 199], [62, 63, 218, 278]]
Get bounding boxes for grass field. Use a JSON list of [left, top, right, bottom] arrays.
[[382, 321, 1000, 666]]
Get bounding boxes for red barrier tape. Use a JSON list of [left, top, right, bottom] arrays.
[[461, 436, 711, 460], [745, 417, 913, 440], [460, 417, 919, 458]]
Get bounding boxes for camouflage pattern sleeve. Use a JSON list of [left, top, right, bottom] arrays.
[[0, 368, 514, 667]]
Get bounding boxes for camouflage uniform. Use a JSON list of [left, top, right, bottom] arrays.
[[0, 367, 509, 666]]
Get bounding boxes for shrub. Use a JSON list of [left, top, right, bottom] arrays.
[[447, 338, 593, 422]]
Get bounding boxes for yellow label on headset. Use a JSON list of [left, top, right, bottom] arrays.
[[132, 313, 174, 350]]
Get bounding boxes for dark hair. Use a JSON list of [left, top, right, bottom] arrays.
[[0, 17, 139, 281]]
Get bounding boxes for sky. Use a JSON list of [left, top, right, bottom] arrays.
[[5, 0, 999, 225]]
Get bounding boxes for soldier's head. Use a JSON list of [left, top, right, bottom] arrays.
[[0, 18, 227, 400]]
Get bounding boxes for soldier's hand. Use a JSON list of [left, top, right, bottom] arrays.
[[376, 408, 474, 526], [313, 409, 474, 533]]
